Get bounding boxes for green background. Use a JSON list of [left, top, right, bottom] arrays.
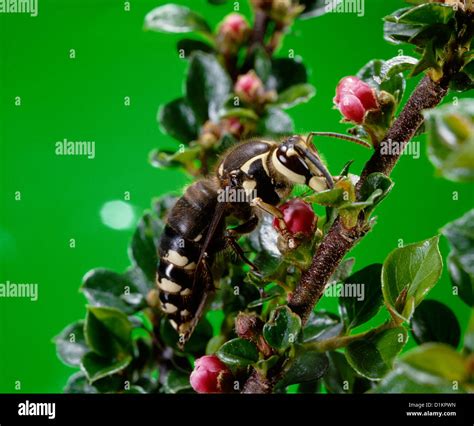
[[0, 0, 472, 393]]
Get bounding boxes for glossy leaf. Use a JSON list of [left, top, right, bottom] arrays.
[[267, 58, 307, 93], [323, 351, 357, 394], [64, 372, 98, 394], [81, 352, 132, 383], [339, 264, 384, 330], [163, 370, 192, 394], [327, 257, 356, 285], [402, 343, 467, 382], [357, 59, 406, 104], [382, 236, 442, 322], [358, 173, 394, 215], [424, 100, 474, 182], [84, 306, 133, 358], [130, 212, 163, 285], [81, 269, 145, 315], [254, 47, 272, 83], [442, 209, 474, 306], [158, 98, 198, 144], [144, 4, 211, 35], [373, 363, 463, 393], [276, 84, 316, 109], [186, 52, 232, 123], [346, 327, 408, 380], [160, 316, 213, 354], [216, 338, 259, 367], [55, 321, 88, 367], [263, 306, 302, 351], [410, 300, 461, 347], [278, 346, 329, 387], [380, 56, 418, 80], [303, 311, 343, 343], [396, 3, 455, 26], [258, 108, 294, 136]]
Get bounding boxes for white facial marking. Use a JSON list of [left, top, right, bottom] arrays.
[[218, 163, 224, 176], [242, 179, 257, 196], [170, 320, 178, 330], [180, 288, 192, 296], [193, 234, 202, 242], [164, 250, 189, 267], [240, 152, 270, 176], [271, 150, 305, 184], [157, 278, 182, 293], [161, 302, 178, 314], [181, 309, 191, 316]]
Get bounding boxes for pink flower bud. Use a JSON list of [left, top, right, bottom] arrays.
[[273, 199, 316, 237], [190, 355, 232, 394], [334, 76, 378, 124], [234, 71, 264, 104], [217, 14, 249, 54], [339, 94, 365, 124]]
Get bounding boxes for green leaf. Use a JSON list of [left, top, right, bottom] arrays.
[[268, 58, 307, 93], [358, 173, 394, 214], [424, 99, 474, 182], [158, 98, 198, 144], [144, 4, 211, 35], [323, 351, 357, 394], [84, 306, 133, 358], [299, 0, 343, 19], [149, 145, 201, 169], [357, 59, 406, 105], [254, 47, 272, 83], [339, 264, 384, 330], [305, 187, 345, 207], [186, 52, 232, 123], [346, 327, 408, 380], [279, 346, 329, 387], [410, 300, 461, 348], [177, 39, 214, 58], [397, 3, 455, 26], [81, 269, 145, 315], [258, 108, 294, 136], [402, 343, 467, 382], [384, 14, 422, 45], [382, 236, 443, 322], [129, 212, 163, 285], [276, 84, 316, 109], [216, 338, 259, 367], [54, 321, 88, 367], [303, 311, 343, 343], [442, 209, 474, 306], [380, 55, 418, 80], [81, 352, 132, 383], [373, 363, 463, 393], [163, 370, 192, 394], [64, 372, 98, 394], [219, 107, 259, 121], [263, 306, 302, 351]]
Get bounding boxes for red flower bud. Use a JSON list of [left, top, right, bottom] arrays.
[[217, 13, 249, 54], [190, 355, 232, 394], [234, 71, 264, 104], [273, 199, 316, 237], [334, 76, 378, 124]]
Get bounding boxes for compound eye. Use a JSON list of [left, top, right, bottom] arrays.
[[276, 145, 311, 179]]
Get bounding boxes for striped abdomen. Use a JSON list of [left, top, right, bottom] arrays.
[[157, 178, 222, 341]]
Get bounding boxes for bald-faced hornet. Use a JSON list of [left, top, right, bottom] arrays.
[[157, 132, 369, 346]]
